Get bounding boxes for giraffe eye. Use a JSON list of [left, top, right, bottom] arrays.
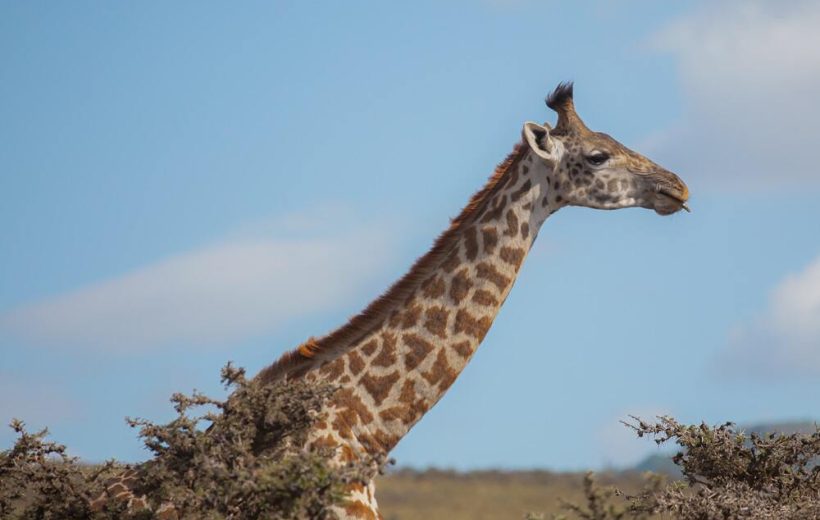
[[586, 152, 609, 166]]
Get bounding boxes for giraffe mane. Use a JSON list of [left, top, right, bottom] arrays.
[[256, 140, 530, 384]]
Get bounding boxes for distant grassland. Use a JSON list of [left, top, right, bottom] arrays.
[[376, 469, 650, 520]]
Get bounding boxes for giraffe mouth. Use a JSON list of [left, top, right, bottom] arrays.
[[660, 190, 690, 212], [654, 188, 690, 215]]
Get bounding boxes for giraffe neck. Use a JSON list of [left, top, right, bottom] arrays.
[[302, 146, 563, 462]]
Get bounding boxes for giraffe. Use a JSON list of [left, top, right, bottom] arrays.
[[253, 82, 689, 518], [92, 83, 689, 518]]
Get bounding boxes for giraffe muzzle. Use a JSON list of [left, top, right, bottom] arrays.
[[650, 176, 690, 216]]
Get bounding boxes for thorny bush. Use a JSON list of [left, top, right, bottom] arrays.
[[0, 363, 377, 519], [552, 416, 819, 520]]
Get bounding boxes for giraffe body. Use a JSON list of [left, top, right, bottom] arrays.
[[257, 84, 689, 518], [95, 84, 688, 518]]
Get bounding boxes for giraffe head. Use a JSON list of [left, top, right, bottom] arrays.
[[522, 82, 689, 216]]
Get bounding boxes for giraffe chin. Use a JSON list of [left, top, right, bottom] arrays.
[[652, 192, 689, 216]]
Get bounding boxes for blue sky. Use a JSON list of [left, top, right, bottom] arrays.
[[1, 0, 819, 470]]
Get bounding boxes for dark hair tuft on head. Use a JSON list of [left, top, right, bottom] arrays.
[[545, 81, 574, 110]]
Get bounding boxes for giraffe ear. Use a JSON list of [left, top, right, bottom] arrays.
[[522, 122, 558, 164]]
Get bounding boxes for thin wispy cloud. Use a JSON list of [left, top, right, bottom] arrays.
[[0, 212, 394, 352], [720, 255, 820, 378], [649, 0, 820, 190]]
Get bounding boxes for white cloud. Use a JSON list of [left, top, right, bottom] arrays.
[[650, 0, 820, 190], [0, 213, 394, 352], [720, 255, 820, 377]]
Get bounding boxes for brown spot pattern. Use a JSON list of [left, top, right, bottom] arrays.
[[454, 309, 493, 340], [347, 350, 365, 375], [451, 340, 473, 359], [499, 246, 526, 269], [421, 275, 446, 298], [379, 380, 426, 425], [319, 358, 344, 381], [399, 379, 416, 404], [340, 444, 356, 462], [510, 179, 532, 202], [360, 339, 378, 357], [481, 195, 506, 223], [371, 429, 399, 452], [520, 222, 530, 239], [399, 379, 426, 424], [449, 268, 472, 304], [332, 412, 354, 439], [481, 227, 498, 254], [402, 333, 434, 370], [372, 332, 397, 367], [334, 388, 374, 425], [312, 434, 339, 451], [400, 304, 421, 329], [441, 249, 461, 272], [472, 288, 499, 307], [360, 370, 400, 406], [505, 209, 519, 237], [379, 406, 413, 425], [359, 429, 399, 454], [476, 262, 511, 291], [423, 306, 450, 338], [464, 226, 479, 261], [422, 349, 458, 390]]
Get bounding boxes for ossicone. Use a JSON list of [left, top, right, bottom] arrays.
[[545, 81, 588, 134], [545, 81, 574, 112]]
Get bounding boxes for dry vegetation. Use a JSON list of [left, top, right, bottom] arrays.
[[0, 364, 376, 519], [613, 416, 820, 520], [1, 365, 817, 519]]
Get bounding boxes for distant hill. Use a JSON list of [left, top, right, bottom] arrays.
[[744, 420, 818, 436], [633, 452, 682, 477]]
